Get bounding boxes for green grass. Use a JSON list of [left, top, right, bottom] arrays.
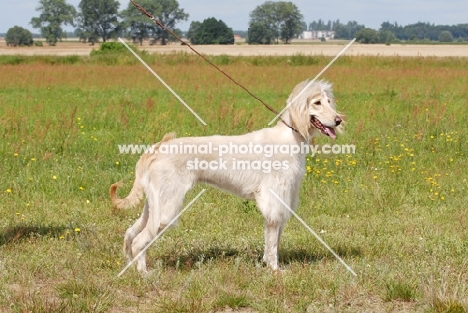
[[385, 280, 418, 302], [0, 53, 467, 312]]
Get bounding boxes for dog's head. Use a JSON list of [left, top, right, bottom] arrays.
[[286, 80, 344, 141]]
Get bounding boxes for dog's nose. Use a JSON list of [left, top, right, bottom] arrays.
[[335, 116, 342, 126]]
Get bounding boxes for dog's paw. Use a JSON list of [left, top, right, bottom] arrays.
[[140, 269, 153, 277]]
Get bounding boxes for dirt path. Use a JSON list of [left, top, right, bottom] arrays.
[[1, 40, 467, 57]]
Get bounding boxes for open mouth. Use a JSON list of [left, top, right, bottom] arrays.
[[310, 116, 336, 139]]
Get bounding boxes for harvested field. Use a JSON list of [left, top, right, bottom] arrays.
[[1, 40, 467, 57]]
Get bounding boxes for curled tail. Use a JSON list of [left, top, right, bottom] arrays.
[[110, 132, 176, 209], [109, 180, 144, 209]]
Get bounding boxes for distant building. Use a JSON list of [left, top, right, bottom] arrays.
[[301, 30, 335, 40]]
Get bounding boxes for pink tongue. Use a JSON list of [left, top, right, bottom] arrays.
[[325, 127, 336, 139]]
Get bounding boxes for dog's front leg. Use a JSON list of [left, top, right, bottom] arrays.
[[263, 221, 282, 270]]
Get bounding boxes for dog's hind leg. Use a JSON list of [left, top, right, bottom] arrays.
[[123, 199, 149, 264], [131, 180, 191, 273]]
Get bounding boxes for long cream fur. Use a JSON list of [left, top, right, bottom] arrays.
[[110, 80, 343, 273]]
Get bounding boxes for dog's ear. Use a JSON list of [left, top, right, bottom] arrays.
[[288, 100, 310, 140], [287, 81, 312, 140], [323, 81, 344, 135]]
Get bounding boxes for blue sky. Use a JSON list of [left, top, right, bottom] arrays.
[[1, 0, 467, 33]]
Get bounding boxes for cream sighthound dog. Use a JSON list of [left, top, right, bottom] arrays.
[[110, 80, 343, 273]]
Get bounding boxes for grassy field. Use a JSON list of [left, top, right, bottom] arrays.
[[0, 51, 467, 312]]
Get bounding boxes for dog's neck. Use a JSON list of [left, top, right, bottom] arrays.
[[277, 111, 314, 144]]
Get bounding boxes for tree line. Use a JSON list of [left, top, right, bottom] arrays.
[[5, 0, 468, 47], [379, 21, 468, 42], [302, 19, 468, 43], [7, 0, 190, 46]]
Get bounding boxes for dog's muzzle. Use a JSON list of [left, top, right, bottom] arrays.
[[310, 116, 340, 139]]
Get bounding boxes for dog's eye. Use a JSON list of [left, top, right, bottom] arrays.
[[314, 100, 321, 105]]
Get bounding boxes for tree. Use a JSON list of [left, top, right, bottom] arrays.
[[355, 28, 379, 43], [151, 0, 188, 45], [449, 24, 468, 40], [277, 1, 304, 43], [334, 21, 364, 39], [248, 1, 304, 44], [438, 30, 453, 42], [189, 18, 234, 44], [30, 0, 76, 46], [379, 30, 395, 44], [76, 0, 120, 45], [248, 23, 272, 44], [5, 26, 34, 47], [248, 1, 276, 44], [121, 1, 152, 45], [121, 0, 188, 46], [309, 21, 317, 31], [187, 21, 201, 43], [380, 21, 403, 40]]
